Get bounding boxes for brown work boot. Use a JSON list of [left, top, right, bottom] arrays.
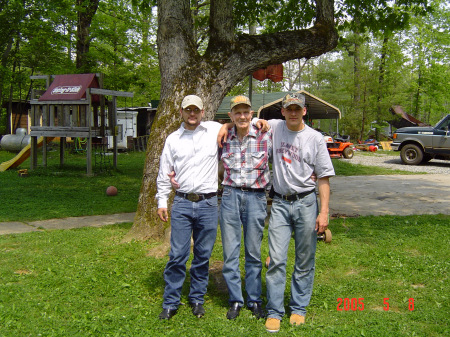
[[265, 317, 281, 333], [289, 314, 305, 325]]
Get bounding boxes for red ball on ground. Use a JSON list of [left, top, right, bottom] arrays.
[[106, 186, 118, 196]]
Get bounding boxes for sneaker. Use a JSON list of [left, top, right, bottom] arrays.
[[265, 317, 281, 333], [290, 314, 305, 325]]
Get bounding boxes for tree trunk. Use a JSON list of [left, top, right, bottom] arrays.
[[376, 34, 389, 140], [75, 0, 99, 72], [124, 0, 339, 242]]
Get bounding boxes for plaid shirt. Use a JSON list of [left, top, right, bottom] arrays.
[[221, 125, 272, 189]]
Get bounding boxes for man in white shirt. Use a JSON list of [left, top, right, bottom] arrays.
[[156, 95, 223, 320]]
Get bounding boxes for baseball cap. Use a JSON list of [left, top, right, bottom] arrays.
[[282, 93, 305, 108], [230, 95, 251, 110], [181, 95, 203, 110]]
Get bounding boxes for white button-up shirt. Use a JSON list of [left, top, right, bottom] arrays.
[[156, 121, 222, 208]]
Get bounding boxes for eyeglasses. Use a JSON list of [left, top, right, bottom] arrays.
[[184, 107, 201, 113]]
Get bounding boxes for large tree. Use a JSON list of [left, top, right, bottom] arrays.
[[124, 0, 339, 242], [76, 0, 100, 72]]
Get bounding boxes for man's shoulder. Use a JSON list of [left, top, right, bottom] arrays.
[[165, 126, 184, 142], [304, 125, 323, 138], [268, 119, 284, 128], [252, 124, 272, 140], [201, 120, 222, 128]]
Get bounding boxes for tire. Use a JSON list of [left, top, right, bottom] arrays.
[[343, 147, 354, 159], [400, 144, 424, 165]]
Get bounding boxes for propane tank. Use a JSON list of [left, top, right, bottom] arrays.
[[0, 128, 31, 152]]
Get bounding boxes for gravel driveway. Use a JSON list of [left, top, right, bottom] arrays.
[[341, 151, 450, 174], [329, 152, 450, 217]]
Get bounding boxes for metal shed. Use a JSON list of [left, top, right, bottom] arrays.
[[216, 90, 341, 122]]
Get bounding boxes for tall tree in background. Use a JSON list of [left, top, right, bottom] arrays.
[[0, 0, 74, 134], [406, 0, 450, 123], [125, 0, 339, 241], [76, 0, 100, 72]]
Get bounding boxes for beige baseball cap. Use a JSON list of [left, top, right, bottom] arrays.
[[230, 95, 251, 110], [181, 95, 203, 109]]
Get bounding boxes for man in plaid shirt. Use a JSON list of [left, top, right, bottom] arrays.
[[219, 95, 272, 320]]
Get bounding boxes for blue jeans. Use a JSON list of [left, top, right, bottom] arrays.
[[266, 192, 318, 319], [219, 186, 267, 307], [162, 195, 218, 309]]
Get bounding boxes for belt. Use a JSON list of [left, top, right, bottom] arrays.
[[273, 189, 315, 201], [229, 186, 265, 192], [175, 191, 217, 202]]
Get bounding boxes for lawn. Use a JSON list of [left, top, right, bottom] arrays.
[[0, 147, 448, 336], [0, 215, 448, 336], [0, 148, 145, 221]]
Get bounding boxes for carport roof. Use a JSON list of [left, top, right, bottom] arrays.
[[216, 90, 341, 121]]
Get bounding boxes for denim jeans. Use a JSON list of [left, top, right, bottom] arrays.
[[219, 186, 267, 307], [162, 195, 218, 309], [266, 192, 318, 319]]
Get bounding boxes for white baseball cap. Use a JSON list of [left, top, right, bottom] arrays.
[[181, 95, 203, 110]]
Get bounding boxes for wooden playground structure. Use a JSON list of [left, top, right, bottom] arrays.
[[28, 73, 133, 175]]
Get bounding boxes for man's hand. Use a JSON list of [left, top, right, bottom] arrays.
[[315, 212, 328, 234], [316, 177, 331, 234], [168, 171, 180, 189], [157, 208, 169, 222], [255, 119, 270, 132], [217, 123, 233, 148], [311, 172, 317, 182]]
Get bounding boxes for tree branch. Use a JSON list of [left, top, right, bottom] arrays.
[[209, 0, 234, 46]]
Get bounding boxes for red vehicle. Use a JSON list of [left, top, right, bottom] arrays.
[[319, 131, 354, 159]]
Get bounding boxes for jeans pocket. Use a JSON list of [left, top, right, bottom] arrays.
[[205, 196, 218, 207], [256, 191, 267, 202], [300, 192, 316, 207], [173, 195, 183, 206]]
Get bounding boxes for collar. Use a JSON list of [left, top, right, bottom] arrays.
[[179, 121, 207, 135], [229, 124, 257, 140]]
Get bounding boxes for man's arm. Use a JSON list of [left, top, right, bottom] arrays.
[[315, 177, 331, 233], [217, 119, 270, 148], [217, 122, 234, 148], [156, 141, 174, 222]]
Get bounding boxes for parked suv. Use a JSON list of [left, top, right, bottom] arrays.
[[391, 114, 450, 165]]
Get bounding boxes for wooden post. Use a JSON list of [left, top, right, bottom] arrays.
[[30, 104, 38, 170], [42, 104, 48, 167], [112, 96, 117, 168], [60, 137, 65, 167], [86, 90, 93, 176]]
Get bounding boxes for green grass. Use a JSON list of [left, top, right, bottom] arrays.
[[0, 148, 145, 222], [0, 215, 448, 336]]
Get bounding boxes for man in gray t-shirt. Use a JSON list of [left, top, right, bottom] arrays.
[[264, 93, 335, 333]]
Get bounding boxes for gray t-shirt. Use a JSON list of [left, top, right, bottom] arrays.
[[269, 119, 335, 195]]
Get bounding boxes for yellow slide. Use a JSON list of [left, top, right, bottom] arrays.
[[0, 137, 55, 172]]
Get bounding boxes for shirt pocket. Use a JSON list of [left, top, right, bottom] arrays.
[[250, 151, 268, 170], [222, 152, 239, 171]]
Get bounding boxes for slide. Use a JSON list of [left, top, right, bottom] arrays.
[[0, 137, 55, 172]]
